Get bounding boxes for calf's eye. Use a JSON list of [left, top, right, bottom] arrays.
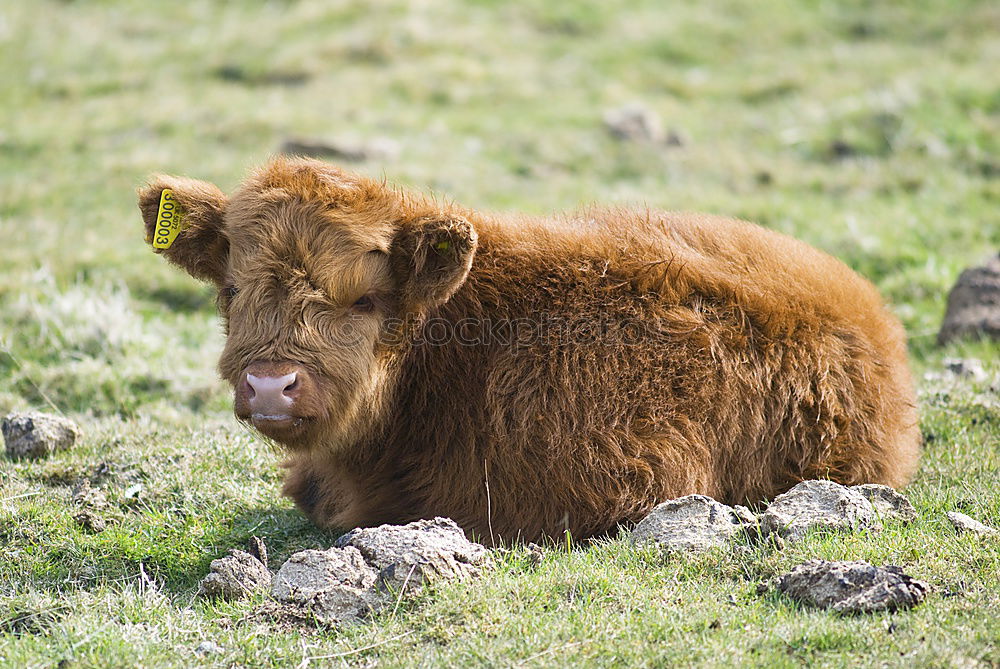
[[224, 285, 239, 301], [352, 295, 374, 312]]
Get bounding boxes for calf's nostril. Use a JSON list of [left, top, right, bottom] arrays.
[[245, 371, 300, 411]]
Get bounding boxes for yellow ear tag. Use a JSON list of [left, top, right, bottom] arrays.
[[433, 240, 450, 252], [152, 189, 189, 249]]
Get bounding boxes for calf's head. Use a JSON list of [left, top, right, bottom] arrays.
[[138, 158, 477, 450]]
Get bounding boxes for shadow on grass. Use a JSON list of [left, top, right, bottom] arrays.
[[131, 281, 216, 314], [29, 506, 350, 597], [158, 505, 350, 593], [222, 505, 349, 568]]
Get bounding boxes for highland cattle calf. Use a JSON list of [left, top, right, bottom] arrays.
[[139, 157, 919, 543]]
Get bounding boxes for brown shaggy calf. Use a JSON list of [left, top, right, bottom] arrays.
[[139, 157, 919, 543]]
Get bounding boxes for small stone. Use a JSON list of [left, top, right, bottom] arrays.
[[852, 484, 917, 523], [2, 412, 80, 460], [731, 504, 761, 540], [829, 139, 856, 159], [194, 640, 224, 657], [72, 479, 108, 510], [760, 480, 879, 542], [603, 103, 665, 143], [198, 549, 272, 600], [335, 517, 491, 594], [271, 546, 379, 624], [71, 480, 110, 533], [946, 511, 998, 537], [773, 559, 928, 614], [247, 536, 268, 567], [938, 254, 1000, 345], [766, 533, 786, 550], [732, 505, 758, 526], [665, 129, 687, 147], [526, 542, 546, 567], [73, 509, 106, 533], [630, 495, 742, 552], [942, 357, 988, 383]]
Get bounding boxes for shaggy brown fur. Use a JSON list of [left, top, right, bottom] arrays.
[[138, 156, 919, 543]]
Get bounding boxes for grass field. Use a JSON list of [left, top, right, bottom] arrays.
[[1, 0, 998, 666]]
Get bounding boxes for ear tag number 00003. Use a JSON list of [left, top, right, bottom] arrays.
[[152, 189, 189, 249]]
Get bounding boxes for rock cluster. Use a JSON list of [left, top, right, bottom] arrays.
[[198, 518, 489, 625], [629, 481, 917, 552], [195, 483, 991, 623], [2, 412, 80, 460], [628, 481, 937, 613], [627, 480, 1000, 613]]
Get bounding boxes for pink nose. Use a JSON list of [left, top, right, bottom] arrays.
[[246, 371, 298, 418]]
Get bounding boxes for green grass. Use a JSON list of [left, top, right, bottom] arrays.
[[1, 0, 998, 666]]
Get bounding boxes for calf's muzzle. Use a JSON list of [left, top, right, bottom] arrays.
[[235, 361, 314, 436], [247, 371, 298, 417]]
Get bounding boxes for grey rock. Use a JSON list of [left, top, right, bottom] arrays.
[[630, 495, 742, 552], [938, 254, 1000, 345], [603, 103, 665, 143], [946, 511, 998, 537], [852, 484, 917, 523], [760, 480, 878, 542], [271, 546, 379, 624], [942, 357, 988, 383], [2, 412, 80, 460], [198, 549, 272, 600], [335, 517, 491, 593], [774, 559, 929, 613]]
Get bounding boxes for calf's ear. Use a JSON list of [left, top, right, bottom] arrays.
[[390, 215, 478, 314], [137, 175, 229, 286]]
